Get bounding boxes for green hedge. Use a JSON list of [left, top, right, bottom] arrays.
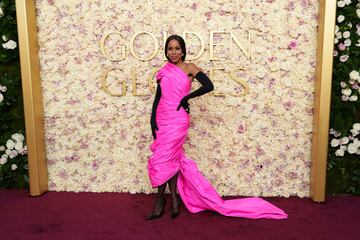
[[0, 0, 28, 189], [327, 1, 360, 195]]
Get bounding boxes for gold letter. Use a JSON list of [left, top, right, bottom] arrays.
[[163, 31, 168, 61], [209, 31, 226, 61], [130, 31, 159, 61], [148, 68, 160, 94], [229, 68, 250, 97], [230, 31, 251, 60], [100, 68, 126, 96], [99, 31, 125, 61], [183, 31, 205, 60], [209, 67, 226, 96], [131, 67, 147, 96]]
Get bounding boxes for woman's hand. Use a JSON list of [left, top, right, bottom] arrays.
[[177, 96, 190, 114]]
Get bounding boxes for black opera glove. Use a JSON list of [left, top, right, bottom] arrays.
[[151, 117, 159, 139], [150, 83, 161, 139], [176, 96, 190, 114], [176, 71, 214, 114]]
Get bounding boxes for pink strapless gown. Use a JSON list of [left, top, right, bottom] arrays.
[[148, 62, 287, 219]]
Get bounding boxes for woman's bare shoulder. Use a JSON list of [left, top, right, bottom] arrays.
[[185, 62, 202, 76]]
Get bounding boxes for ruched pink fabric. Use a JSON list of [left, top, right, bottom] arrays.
[[148, 62, 287, 219]]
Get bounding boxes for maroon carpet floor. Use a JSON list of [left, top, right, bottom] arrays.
[[1, 189, 359, 240]]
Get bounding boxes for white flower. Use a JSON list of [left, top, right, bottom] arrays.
[[340, 81, 347, 88], [344, 0, 352, 5], [349, 95, 358, 101], [331, 138, 340, 147], [334, 38, 339, 44], [337, 15, 345, 23], [343, 31, 350, 38], [2, 40, 17, 50], [340, 145, 347, 151], [354, 138, 360, 147], [0, 7, 3, 18], [349, 70, 359, 80], [0, 157, 7, 165], [357, 9, 360, 18], [9, 150, 18, 159], [353, 123, 360, 131], [340, 55, 349, 62], [1, 35, 7, 41], [0, 93, 3, 103], [14, 142, 23, 151], [335, 25, 339, 33], [5, 149, 11, 155], [342, 88, 352, 96], [6, 139, 15, 149], [351, 129, 359, 136], [335, 149, 345, 156], [344, 39, 351, 46], [0, 85, 7, 92], [255, 67, 266, 78], [337, 1, 346, 7], [341, 137, 349, 145], [0, 145, 4, 151], [335, 31, 342, 39], [11, 164, 18, 171], [12, 133, 24, 142], [347, 22, 352, 28], [348, 143, 358, 154]]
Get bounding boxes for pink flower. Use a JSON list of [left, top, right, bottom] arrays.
[[338, 43, 346, 51], [301, 0, 310, 7], [190, 3, 198, 10], [268, 56, 277, 62], [238, 123, 246, 133], [287, 2, 295, 11], [283, 100, 294, 110], [47, 0, 54, 5], [205, 12, 212, 20], [288, 40, 297, 49], [92, 160, 100, 170]]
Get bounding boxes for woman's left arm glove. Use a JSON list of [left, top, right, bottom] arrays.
[[177, 71, 214, 113]]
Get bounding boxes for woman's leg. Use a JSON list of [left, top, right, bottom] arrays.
[[147, 182, 167, 218], [168, 173, 180, 217]]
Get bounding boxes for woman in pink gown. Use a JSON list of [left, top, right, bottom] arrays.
[[147, 35, 287, 220]]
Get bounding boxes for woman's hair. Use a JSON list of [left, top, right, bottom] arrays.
[[164, 34, 186, 62]]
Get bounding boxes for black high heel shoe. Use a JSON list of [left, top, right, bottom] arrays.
[[170, 195, 180, 219], [146, 198, 166, 221]]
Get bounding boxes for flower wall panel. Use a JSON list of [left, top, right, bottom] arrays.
[[36, 0, 318, 197]]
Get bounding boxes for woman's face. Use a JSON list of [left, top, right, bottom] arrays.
[[167, 39, 182, 64]]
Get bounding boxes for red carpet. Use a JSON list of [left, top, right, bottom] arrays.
[[1, 189, 359, 240]]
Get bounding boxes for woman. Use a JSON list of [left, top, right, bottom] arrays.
[[147, 35, 287, 220]]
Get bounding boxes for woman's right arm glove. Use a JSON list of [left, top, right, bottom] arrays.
[[151, 83, 161, 139]]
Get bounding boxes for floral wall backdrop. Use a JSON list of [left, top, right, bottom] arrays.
[[35, 0, 319, 197]]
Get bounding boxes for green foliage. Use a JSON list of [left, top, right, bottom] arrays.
[[0, 0, 19, 65], [328, 2, 360, 195], [0, 0, 28, 189]]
